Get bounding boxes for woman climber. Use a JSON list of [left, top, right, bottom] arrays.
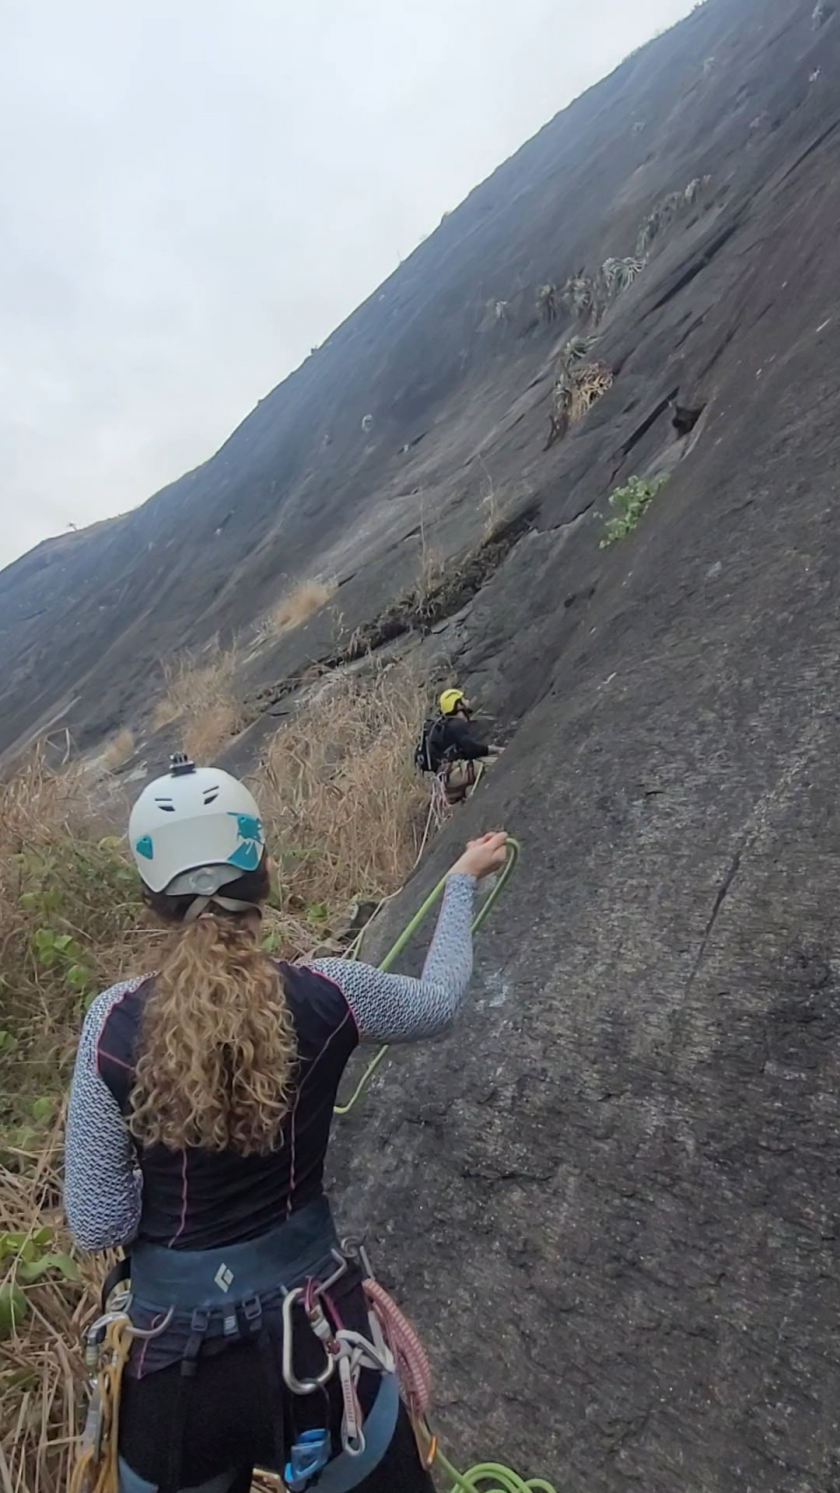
[[418, 688, 504, 805], [64, 752, 507, 1493]]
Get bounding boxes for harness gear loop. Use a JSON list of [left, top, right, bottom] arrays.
[[335, 836, 520, 1115], [71, 1305, 178, 1493], [70, 1315, 132, 1493]]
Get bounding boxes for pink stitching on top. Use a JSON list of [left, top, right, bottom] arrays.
[[287, 1009, 353, 1213]]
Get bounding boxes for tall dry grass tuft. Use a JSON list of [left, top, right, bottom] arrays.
[[267, 578, 337, 639], [256, 661, 428, 944], [100, 727, 135, 771], [152, 647, 244, 761]]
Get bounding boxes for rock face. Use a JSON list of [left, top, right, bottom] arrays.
[[7, 0, 840, 1485], [0, 0, 830, 756]]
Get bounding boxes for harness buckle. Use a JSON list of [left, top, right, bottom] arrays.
[[284, 1428, 331, 1491], [241, 1294, 263, 1336], [182, 1307, 210, 1377]]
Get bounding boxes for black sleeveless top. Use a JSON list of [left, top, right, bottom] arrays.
[[96, 963, 358, 1250]]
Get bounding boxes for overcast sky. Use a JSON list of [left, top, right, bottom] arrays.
[[0, 0, 696, 572]]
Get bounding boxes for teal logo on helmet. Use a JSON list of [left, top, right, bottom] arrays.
[[135, 835, 154, 860], [226, 812, 263, 872], [229, 813, 262, 843]]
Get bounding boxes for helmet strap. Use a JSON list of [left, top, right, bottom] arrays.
[[184, 894, 263, 925]]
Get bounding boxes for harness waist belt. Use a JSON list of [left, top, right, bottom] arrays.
[[130, 1197, 339, 1312]]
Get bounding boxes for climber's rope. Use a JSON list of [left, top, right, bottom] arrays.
[[335, 837, 520, 1115], [426, 1436, 558, 1493], [340, 760, 487, 965]]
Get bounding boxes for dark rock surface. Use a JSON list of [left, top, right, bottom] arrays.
[[7, 0, 840, 1485], [2, 0, 834, 758]]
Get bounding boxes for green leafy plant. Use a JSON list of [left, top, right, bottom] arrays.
[[15, 836, 142, 1014], [600, 474, 669, 547], [0, 1281, 28, 1338], [0, 1227, 80, 1339], [0, 1228, 79, 1285]]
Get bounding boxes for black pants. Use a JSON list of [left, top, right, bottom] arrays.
[[119, 1337, 435, 1493]]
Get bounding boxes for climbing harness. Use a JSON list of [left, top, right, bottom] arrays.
[[335, 836, 520, 1116], [70, 1226, 402, 1493], [431, 758, 483, 824]]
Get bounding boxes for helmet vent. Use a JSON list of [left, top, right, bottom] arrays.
[[154, 797, 176, 812], [202, 788, 220, 805]]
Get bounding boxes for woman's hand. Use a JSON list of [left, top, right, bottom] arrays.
[[449, 831, 509, 880]]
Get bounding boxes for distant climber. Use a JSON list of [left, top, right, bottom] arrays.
[[361, 413, 374, 433], [416, 689, 503, 805]]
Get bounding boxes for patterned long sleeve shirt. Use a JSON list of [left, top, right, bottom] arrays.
[[64, 874, 477, 1250]]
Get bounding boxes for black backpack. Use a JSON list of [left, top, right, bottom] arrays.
[[414, 715, 447, 774]]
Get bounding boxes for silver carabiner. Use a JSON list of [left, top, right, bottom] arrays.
[[84, 1308, 128, 1371], [282, 1287, 335, 1395]]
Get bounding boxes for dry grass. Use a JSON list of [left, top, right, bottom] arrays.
[[100, 727, 134, 771], [1, 1125, 101, 1493], [267, 578, 337, 639], [152, 647, 244, 761], [568, 362, 613, 424], [255, 661, 428, 947], [1, 664, 432, 1490], [0, 746, 161, 1493]]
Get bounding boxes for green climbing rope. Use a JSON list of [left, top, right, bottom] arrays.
[[437, 1453, 557, 1493], [333, 838, 554, 1491], [414, 1421, 555, 1492], [335, 837, 520, 1116]]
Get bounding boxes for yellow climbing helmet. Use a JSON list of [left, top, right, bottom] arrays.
[[439, 688, 465, 716]]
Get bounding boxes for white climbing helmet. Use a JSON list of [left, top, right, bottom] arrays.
[[128, 755, 265, 897]]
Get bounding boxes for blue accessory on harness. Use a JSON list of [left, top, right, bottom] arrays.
[[285, 1428, 331, 1491], [306, 1373, 400, 1493]]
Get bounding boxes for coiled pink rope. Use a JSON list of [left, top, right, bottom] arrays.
[[363, 1279, 433, 1419]]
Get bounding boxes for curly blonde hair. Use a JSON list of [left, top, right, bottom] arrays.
[[129, 900, 296, 1156]]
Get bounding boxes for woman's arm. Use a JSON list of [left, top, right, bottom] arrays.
[[64, 984, 143, 1252], [310, 872, 476, 1043]]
